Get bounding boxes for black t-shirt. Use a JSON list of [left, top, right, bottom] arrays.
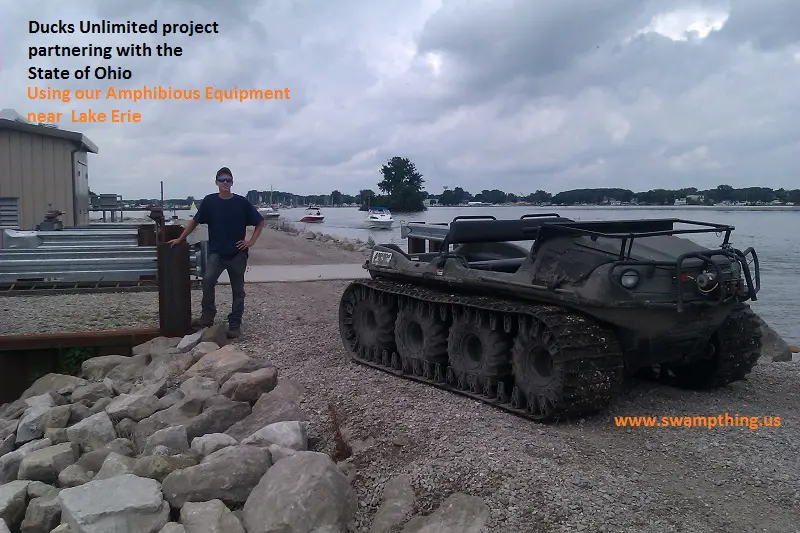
[[193, 193, 264, 258]]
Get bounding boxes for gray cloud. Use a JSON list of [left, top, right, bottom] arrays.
[[1, 0, 798, 200]]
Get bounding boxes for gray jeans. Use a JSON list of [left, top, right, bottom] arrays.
[[200, 250, 248, 328]]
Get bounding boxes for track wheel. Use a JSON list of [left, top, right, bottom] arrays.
[[339, 284, 396, 355], [394, 302, 448, 370], [447, 310, 512, 388], [668, 303, 762, 389], [511, 319, 567, 419]]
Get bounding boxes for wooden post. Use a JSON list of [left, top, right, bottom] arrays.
[[157, 240, 192, 337]]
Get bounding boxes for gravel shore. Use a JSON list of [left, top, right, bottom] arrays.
[[2, 227, 798, 532]]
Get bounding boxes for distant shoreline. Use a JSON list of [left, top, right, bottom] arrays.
[[90, 203, 800, 220]]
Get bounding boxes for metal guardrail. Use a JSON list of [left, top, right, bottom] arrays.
[[0, 225, 206, 287]]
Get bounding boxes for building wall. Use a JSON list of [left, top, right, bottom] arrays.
[[0, 129, 79, 229]]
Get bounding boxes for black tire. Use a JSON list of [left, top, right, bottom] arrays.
[[339, 283, 396, 352], [669, 303, 762, 389], [394, 305, 448, 366], [447, 312, 512, 382], [511, 314, 624, 420]]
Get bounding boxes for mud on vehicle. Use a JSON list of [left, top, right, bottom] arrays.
[[338, 213, 762, 421]]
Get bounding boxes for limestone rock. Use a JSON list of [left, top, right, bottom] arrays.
[[58, 474, 170, 533], [105, 394, 162, 422], [175, 330, 205, 353], [26, 481, 56, 500], [21, 375, 87, 400], [0, 480, 32, 530], [241, 421, 308, 451], [17, 442, 80, 484], [20, 490, 62, 533], [755, 314, 793, 361], [0, 434, 14, 457], [39, 405, 71, 432], [190, 433, 238, 457], [94, 452, 136, 480], [184, 397, 251, 440], [180, 377, 220, 401], [16, 404, 54, 444], [268, 445, 299, 463], [370, 475, 416, 533], [225, 380, 308, 441], [160, 523, 186, 533], [128, 379, 169, 399], [143, 352, 197, 383], [184, 346, 253, 384], [133, 398, 204, 450], [0, 419, 17, 440], [143, 425, 189, 456], [219, 367, 278, 403], [242, 451, 356, 533], [133, 336, 181, 356], [161, 445, 271, 508], [66, 411, 116, 452], [180, 499, 245, 533], [81, 355, 130, 381], [134, 454, 199, 483], [68, 404, 91, 425], [58, 464, 94, 488], [70, 383, 113, 406], [0, 439, 53, 484]]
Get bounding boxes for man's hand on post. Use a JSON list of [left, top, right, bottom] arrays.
[[167, 237, 184, 247]]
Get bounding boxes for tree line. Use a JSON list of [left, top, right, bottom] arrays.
[[120, 154, 794, 212]]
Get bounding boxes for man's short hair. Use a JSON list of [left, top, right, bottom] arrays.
[[216, 167, 233, 179]]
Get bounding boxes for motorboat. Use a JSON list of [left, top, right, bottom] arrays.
[[258, 205, 280, 219], [364, 206, 394, 229], [300, 207, 324, 223]]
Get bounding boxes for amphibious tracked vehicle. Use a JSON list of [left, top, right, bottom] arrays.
[[338, 213, 763, 421]]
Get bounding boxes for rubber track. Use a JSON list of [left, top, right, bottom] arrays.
[[706, 303, 763, 387], [339, 278, 626, 422]]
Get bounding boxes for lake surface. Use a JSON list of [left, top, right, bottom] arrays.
[[93, 205, 799, 344]]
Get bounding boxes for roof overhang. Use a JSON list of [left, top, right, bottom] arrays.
[[0, 118, 98, 154]]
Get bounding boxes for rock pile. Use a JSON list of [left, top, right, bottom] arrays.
[[0, 335, 488, 533]]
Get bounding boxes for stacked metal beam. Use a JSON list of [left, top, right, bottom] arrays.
[[0, 223, 205, 287]]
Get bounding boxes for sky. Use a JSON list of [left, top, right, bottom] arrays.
[[1, 0, 798, 200]]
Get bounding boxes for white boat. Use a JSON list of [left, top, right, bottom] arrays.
[[258, 205, 280, 219], [300, 207, 324, 223], [364, 207, 394, 229]]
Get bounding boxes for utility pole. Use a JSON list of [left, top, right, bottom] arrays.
[[160, 181, 164, 206]]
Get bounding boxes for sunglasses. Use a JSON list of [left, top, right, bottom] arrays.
[[217, 177, 233, 183]]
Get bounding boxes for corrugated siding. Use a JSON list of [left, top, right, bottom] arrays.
[[0, 197, 20, 227], [0, 129, 75, 230]]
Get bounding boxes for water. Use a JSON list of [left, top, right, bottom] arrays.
[[91, 205, 800, 344]]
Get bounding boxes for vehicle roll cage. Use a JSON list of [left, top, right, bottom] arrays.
[[398, 213, 760, 310]]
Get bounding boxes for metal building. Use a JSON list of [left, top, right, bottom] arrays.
[[0, 109, 98, 230]]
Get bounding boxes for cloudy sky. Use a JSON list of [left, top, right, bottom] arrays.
[[1, 0, 798, 200]]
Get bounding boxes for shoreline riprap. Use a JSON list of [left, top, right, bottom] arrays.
[[0, 331, 487, 532]]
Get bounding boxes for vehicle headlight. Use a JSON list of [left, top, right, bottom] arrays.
[[620, 269, 639, 289], [731, 260, 742, 278]]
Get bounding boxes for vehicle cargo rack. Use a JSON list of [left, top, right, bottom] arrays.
[[399, 214, 760, 311]]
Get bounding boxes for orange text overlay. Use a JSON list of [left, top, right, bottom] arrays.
[[28, 85, 291, 103], [614, 413, 782, 430]]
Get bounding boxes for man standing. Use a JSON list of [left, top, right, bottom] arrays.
[[168, 167, 265, 338]]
